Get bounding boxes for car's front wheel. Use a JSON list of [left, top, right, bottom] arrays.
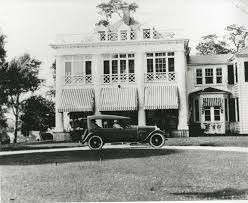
[[88, 136, 103, 150], [149, 133, 165, 148]]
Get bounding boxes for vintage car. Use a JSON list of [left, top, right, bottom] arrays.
[[81, 115, 168, 150]]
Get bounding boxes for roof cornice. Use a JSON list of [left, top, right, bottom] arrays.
[[50, 38, 189, 49]]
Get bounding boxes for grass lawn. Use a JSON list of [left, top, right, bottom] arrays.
[[1, 148, 248, 202]]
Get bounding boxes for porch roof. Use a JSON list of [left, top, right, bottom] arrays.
[[144, 85, 178, 110], [58, 88, 94, 112]]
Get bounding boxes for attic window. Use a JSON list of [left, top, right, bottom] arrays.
[[108, 32, 118, 41], [143, 29, 151, 39], [120, 30, 127, 40]]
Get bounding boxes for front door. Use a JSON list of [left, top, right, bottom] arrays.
[[203, 106, 225, 134]]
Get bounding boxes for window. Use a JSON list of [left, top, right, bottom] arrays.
[[196, 69, 203, 84], [155, 58, 166, 73], [194, 99, 199, 122], [214, 107, 221, 121], [120, 30, 127, 40], [168, 58, 174, 72], [128, 60, 134, 73], [204, 107, 211, 121], [147, 58, 153, 73], [229, 98, 236, 122], [205, 68, 213, 84], [85, 61, 91, 75], [228, 65, 234, 84], [146, 52, 174, 73], [236, 98, 240, 122], [235, 62, 238, 83], [112, 60, 118, 74], [65, 62, 72, 75], [244, 62, 248, 82], [120, 60, 126, 73], [104, 61, 110, 74], [216, 68, 222, 84]]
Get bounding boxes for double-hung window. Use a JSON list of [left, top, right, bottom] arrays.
[[205, 68, 213, 84], [216, 68, 222, 84], [196, 69, 203, 84]]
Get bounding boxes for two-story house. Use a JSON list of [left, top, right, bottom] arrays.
[[51, 7, 190, 139], [51, 7, 248, 139]]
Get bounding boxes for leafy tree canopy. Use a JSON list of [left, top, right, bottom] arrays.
[[196, 25, 248, 55], [196, 34, 231, 55], [0, 53, 42, 142], [21, 95, 55, 134], [96, 0, 138, 26], [225, 24, 248, 53]]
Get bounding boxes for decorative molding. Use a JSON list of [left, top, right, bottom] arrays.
[[50, 38, 189, 50]]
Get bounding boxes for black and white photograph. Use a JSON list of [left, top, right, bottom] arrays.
[[0, 0, 248, 202]]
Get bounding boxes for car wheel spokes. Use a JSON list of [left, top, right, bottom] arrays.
[[88, 136, 103, 150], [149, 133, 165, 149]]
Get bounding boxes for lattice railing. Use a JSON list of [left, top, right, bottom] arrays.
[[102, 73, 136, 84], [64, 74, 93, 85], [145, 72, 176, 83]]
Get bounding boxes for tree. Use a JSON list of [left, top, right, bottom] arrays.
[[0, 32, 6, 66], [196, 34, 231, 55], [20, 96, 55, 136], [46, 60, 56, 98], [0, 32, 7, 130], [96, 0, 138, 26], [225, 24, 248, 53], [0, 54, 42, 143]]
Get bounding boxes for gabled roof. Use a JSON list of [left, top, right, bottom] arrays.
[[188, 54, 232, 66]]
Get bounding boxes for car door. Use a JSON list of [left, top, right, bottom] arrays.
[[120, 126, 138, 142]]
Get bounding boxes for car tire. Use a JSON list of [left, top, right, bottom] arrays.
[[149, 133, 165, 149], [88, 136, 103, 150]]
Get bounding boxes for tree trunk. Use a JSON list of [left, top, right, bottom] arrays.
[[14, 114, 18, 143]]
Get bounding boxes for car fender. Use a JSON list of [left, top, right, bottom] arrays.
[[81, 131, 94, 144], [144, 130, 168, 142]]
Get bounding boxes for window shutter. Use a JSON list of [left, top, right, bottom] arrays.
[[244, 62, 248, 82], [228, 65, 234, 84]]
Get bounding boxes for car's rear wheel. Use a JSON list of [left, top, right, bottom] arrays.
[[149, 133, 165, 148], [88, 136, 103, 150]]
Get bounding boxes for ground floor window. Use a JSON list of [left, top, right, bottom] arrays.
[[204, 107, 211, 121]]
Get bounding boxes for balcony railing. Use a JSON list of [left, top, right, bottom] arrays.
[[64, 74, 93, 85], [101, 73, 136, 84], [145, 72, 176, 83], [55, 29, 184, 44]]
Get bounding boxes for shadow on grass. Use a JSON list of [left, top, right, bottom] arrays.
[[0, 148, 180, 165], [172, 188, 248, 200]]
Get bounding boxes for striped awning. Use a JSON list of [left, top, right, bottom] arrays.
[[99, 87, 137, 111], [144, 85, 178, 110], [58, 88, 94, 112], [203, 97, 223, 107]]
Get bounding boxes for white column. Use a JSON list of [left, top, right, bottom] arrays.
[[55, 55, 64, 132], [92, 54, 102, 116], [135, 52, 146, 126], [175, 51, 189, 132]]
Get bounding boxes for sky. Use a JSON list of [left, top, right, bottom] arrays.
[[0, 0, 248, 83]]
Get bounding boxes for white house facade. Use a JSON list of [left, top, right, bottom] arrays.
[[50, 8, 248, 138]]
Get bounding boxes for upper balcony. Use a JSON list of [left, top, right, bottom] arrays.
[[63, 72, 176, 86], [55, 29, 185, 45]]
